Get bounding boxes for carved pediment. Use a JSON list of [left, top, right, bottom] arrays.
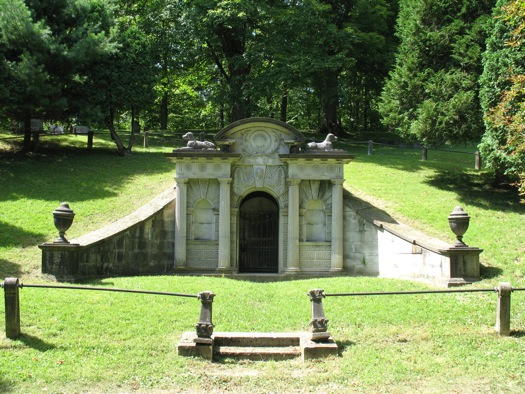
[[215, 118, 305, 164]]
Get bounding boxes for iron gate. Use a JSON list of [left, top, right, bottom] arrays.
[[239, 194, 279, 273]]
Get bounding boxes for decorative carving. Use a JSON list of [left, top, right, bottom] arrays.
[[254, 166, 266, 187], [306, 133, 337, 151], [179, 132, 216, 150], [233, 166, 255, 196], [264, 166, 286, 196], [241, 128, 280, 156], [187, 179, 220, 208], [308, 289, 329, 334], [300, 180, 332, 210], [310, 318, 329, 333], [196, 290, 215, 338]]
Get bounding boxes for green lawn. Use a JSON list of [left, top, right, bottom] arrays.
[[1, 131, 525, 393]]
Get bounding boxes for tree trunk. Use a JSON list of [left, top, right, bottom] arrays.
[[22, 115, 31, 152], [318, 70, 345, 136], [280, 91, 288, 122], [160, 92, 168, 130], [106, 107, 129, 155], [228, 68, 251, 122]]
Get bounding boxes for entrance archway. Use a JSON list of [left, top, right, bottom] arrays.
[[238, 192, 279, 273]]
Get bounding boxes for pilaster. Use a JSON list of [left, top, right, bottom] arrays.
[[175, 178, 188, 268], [330, 179, 344, 272], [287, 178, 301, 272], [218, 178, 232, 270]]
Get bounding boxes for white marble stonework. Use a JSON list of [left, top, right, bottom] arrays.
[[167, 118, 353, 275], [41, 117, 482, 285]]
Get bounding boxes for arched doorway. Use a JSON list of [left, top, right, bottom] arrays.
[[239, 192, 279, 273]]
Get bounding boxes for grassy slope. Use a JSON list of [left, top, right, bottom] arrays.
[[0, 134, 176, 280], [1, 132, 525, 393]]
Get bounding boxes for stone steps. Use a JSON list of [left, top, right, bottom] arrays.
[[178, 331, 339, 361], [215, 345, 302, 361], [213, 332, 302, 360]]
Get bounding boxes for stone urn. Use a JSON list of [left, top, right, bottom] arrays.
[[52, 202, 75, 243], [448, 206, 470, 247]]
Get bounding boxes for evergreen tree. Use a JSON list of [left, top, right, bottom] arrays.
[[479, 0, 525, 188], [379, 0, 495, 146], [0, 0, 116, 151]]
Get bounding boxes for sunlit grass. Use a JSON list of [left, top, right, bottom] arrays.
[[1, 131, 525, 393]]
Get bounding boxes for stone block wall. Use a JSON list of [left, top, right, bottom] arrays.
[[40, 188, 176, 281], [40, 186, 480, 286]]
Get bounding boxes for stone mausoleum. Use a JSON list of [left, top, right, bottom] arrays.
[[40, 118, 482, 286]]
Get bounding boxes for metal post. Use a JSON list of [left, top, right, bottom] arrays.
[[3, 278, 21, 339], [308, 289, 330, 342], [475, 151, 481, 170], [143, 131, 149, 148], [495, 282, 512, 336], [422, 147, 428, 161], [87, 131, 94, 150], [367, 140, 373, 156], [195, 291, 215, 343]]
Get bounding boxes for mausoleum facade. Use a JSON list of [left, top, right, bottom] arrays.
[[168, 118, 353, 275], [40, 118, 482, 286]]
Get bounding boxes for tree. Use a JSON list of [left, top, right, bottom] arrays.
[[379, 0, 495, 146], [179, 0, 263, 122], [480, 0, 525, 190], [78, 23, 157, 154], [0, 0, 116, 151]]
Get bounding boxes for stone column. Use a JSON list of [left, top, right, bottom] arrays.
[[4, 277, 21, 339], [495, 282, 512, 336], [218, 178, 232, 271], [287, 178, 300, 272], [175, 178, 188, 268], [330, 179, 344, 272]]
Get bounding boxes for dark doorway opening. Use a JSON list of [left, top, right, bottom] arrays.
[[239, 192, 279, 273]]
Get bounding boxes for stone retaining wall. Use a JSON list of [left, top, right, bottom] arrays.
[[40, 188, 176, 281], [40, 187, 479, 286]]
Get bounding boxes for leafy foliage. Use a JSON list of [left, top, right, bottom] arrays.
[[480, 0, 525, 190]]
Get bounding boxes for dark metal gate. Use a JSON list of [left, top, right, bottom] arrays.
[[239, 193, 279, 273]]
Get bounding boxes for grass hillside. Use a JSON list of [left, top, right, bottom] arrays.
[[1, 131, 524, 393]]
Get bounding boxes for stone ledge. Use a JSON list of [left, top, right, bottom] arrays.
[[71, 187, 176, 247]]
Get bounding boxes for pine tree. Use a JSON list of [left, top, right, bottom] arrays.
[[379, 0, 495, 146]]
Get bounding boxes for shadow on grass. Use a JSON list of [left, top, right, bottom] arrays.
[[480, 264, 504, 280], [0, 220, 47, 248], [0, 146, 173, 203], [0, 259, 23, 279], [336, 340, 356, 356], [424, 170, 524, 213], [18, 334, 56, 352], [510, 330, 525, 338], [0, 380, 14, 393]]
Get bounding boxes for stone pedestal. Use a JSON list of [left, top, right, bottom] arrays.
[[39, 243, 80, 282], [439, 246, 483, 286]]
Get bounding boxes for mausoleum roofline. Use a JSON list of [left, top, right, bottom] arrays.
[[280, 153, 354, 163], [214, 117, 306, 143]]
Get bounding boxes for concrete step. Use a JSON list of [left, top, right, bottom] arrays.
[[212, 332, 300, 348], [215, 345, 301, 361]]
